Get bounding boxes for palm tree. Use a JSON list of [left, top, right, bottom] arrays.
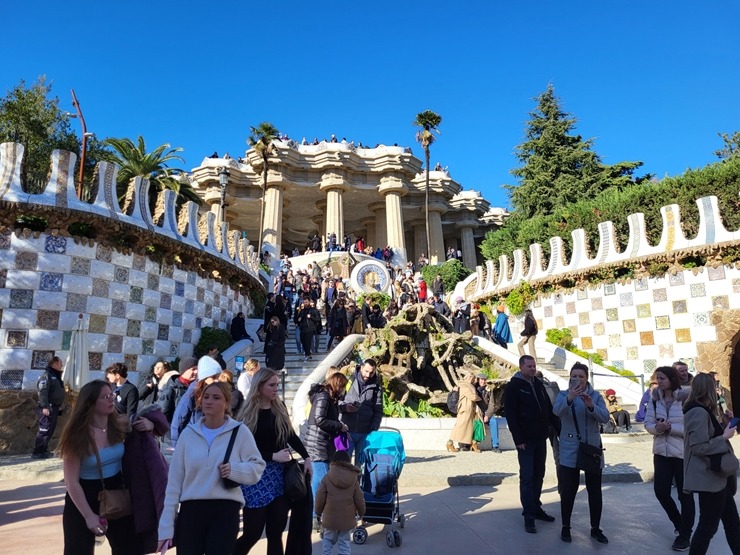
[[104, 135, 199, 206], [413, 110, 442, 261], [247, 122, 279, 257]]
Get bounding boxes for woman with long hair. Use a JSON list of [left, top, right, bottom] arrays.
[[553, 362, 610, 544], [60, 380, 136, 554], [138, 360, 170, 408], [234, 369, 313, 555], [644, 365, 694, 551], [264, 316, 287, 371], [683, 372, 740, 554], [158, 382, 264, 555], [305, 372, 349, 531]]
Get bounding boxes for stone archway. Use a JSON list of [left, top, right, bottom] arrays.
[[698, 310, 740, 405]]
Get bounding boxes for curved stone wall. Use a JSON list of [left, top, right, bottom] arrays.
[[0, 143, 265, 390]]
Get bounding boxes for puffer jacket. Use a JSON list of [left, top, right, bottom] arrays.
[[304, 385, 343, 462], [315, 460, 365, 531], [339, 368, 383, 434], [645, 387, 689, 459]]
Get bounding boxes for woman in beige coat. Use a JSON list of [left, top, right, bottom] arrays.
[[447, 372, 482, 453]]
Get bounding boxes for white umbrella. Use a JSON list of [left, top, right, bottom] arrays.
[[64, 314, 89, 391]]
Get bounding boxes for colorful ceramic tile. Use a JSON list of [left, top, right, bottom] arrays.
[[603, 283, 616, 296], [637, 304, 651, 318], [145, 307, 157, 322], [108, 335, 123, 353], [169, 343, 179, 357], [40, 272, 63, 292], [690, 283, 706, 298], [36, 310, 60, 330], [185, 299, 194, 314], [644, 359, 657, 373], [92, 278, 109, 298], [88, 352, 103, 371], [183, 329, 192, 344], [634, 278, 648, 291], [158, 324, 169, 340], [0, 269, 6, 289], [569, 326, 579, 338], [544, 305, 553, 317], [606, 308, 619, 322], [44, 235, 67, 254], [96, 244, 112, 262], [594, 323, 605, 336], [578, 312, 590, 324], [15, 251, 38, 271], [187, 272, 196, 286], [581, 337, 593, 350], [712, 296, 729, 310], [114, 266, 129, 283], [132, 253, 146, 271], [0, 230, 11, 250], [130, 287, 143, 304], [31, 350, 54, 369], [6, 330, 28, 348], [160, 293, 172, 310], [597, 349, 608, 361], [554, 293, 563, 304], [672, 300, 687, 314], [142, 339, 154, 355], [707, 265, 726, 281], [659, 343, 674, 359], [626, 347, 638, 360], [653, 288, 667, 303], [612, 360, 625, 370], [590, 298, 603, 311], [204, 305, 213, 319], [675, 328, 692, 343], [111, 300, 126, 318], [196, 288, 205, 302], [9, 289, 33, 309], [733, 279, 740, 294], [655, 315, 671, 330], [0, 369, 23, 390], [127, 319, 141, 338], [577, 288, 588, 300], [175, 281, 185, 297], [162, 263, 174, 278], [669, 272, 685, 286], [62, 330, 72, 350], [609, 334, 622, 347], [147, 274, 160, 291], [89, 314, 107, 334], [623, 319, 636, 333], [640, 331, 655, 345], [693, 312, 710, 327], [172, 311, 183, 327], [71, 257, 91, 275], [195, 317, 202, 329], [620, 293, 633, 307], [124, 353, 138, 371]]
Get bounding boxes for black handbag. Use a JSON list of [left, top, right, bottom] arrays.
[[571, 403, 603, 475], [222, 427, 241, 489], [284, 458, 307, 502]]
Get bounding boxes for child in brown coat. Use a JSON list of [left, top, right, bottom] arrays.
[[315, 450, 366, 554]]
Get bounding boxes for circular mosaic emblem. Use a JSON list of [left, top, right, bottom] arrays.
[[350, 260, 391, 294]]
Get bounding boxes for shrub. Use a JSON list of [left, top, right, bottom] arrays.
[[357, 292, 391, 310], [505, 281, 536, 315], [421, 258, 473, 293], [194, 326, 233, 358], [546, 328, 574, 349]]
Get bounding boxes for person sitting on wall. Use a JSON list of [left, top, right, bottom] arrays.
[[605, 389, 632, 432], [230, 312, 254, 343]]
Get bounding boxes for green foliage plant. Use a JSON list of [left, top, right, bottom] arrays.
[[421, 258, 473, 293], [504, 281, 535, 316], [357, 292, 391, 311], [194, 326, 233, 358], [545, 328, 574, 349]]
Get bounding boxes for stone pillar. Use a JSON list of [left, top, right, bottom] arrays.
[[360, 217, 375, 253], [369, 202, 387, 250], [412, 222, 426, 263], [458, 224, 477, 269], [262, 184, 284, 262], [320, 179, 348, 245], [314, 201, 327, 245], [379, 178, 407, 264], [428, 207, 446, 265]]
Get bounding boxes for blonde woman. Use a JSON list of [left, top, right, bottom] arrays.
[[234, 369, 313, 554], [237, 358, 260, 398]]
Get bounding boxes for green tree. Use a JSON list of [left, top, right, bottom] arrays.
[[715, 131, 740, 160], [103, 135, 199, 206], [414, 110, 442, 260], [247, 122, 279, 257], [506, 84, 642, 220]]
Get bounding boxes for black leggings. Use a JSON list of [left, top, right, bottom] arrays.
[[233, 494, 290, 555], [653, 454, 694, 538], [559, 464, 603, 529], [176, 499, 241, 555], [63, 475, 137, 555], [612, 410, 630, 428], [300, 331, 313, 357]]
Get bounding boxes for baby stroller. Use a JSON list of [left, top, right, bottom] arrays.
[[353, 428, 407, 547]]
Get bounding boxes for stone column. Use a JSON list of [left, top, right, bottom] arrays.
[[369, 202, 387, 250], [262, 184, 284, 262], [360, 217, 375, 253], [320, 179, 348, 244], [458, 224, 477, 269], [314, 201, 327, 245], [428, 206, 446, 265], [379, 177, 408, 264], [412, 222, 426, 263]]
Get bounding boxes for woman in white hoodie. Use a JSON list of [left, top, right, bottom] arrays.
[[645, 365, 694, 552], [157, 382, 265, 554]]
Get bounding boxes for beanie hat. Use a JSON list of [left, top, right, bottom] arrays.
[[197, 356, 222, 381], [179, 357, 198, 374], [605, 389, 616, 396]]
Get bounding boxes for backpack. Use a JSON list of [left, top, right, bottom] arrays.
[[447, 389, 459, 415]]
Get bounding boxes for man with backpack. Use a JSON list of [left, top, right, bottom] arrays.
[[339, 359, 383, 465]]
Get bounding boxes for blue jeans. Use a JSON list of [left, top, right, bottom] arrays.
[[312, 461, 330, 518], [517, 438, 547, 519], [322, 529, 351, 555], [348, 432, 368, 466], [488, 418, 499, 448]]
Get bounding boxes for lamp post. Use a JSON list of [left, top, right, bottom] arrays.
[[218, 167, 230, 223], [70, 89, 88, 199]]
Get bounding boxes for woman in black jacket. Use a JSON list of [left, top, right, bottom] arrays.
[[326, 298, 349, 352], [305, 373, 349, 530], [138, 360, 170, 409], [264, 316, 287, 371]]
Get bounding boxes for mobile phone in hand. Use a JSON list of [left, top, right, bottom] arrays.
[[729, 417, 740, 428], [569, 377, 580, 389]]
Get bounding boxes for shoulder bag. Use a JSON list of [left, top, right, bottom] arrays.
[[571, 402, 603, 475], [284, 455, 307, 502], [95, 446, 132, 520], [222, 427, 241, 489]]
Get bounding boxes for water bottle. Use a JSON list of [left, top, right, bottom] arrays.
[[94, 517, 107, 547]]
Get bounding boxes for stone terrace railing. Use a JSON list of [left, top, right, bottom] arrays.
[[460, 195, 740, 301]]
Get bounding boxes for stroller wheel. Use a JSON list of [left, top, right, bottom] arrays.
[[399, 513, 405, 528], [353, 528, 367, 545], [394, 530, 403, 547], [386, 531, 395, 548]]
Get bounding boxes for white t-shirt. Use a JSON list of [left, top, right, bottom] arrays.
[[200, 419, 229, 448], [237, 372, 252, 398]]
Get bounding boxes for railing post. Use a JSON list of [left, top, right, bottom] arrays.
[[281, 368, 287, 402]]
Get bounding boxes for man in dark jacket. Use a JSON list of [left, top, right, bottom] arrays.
[[106, 362, 140, 418], [433, 292, 451, 318], [157, 357, 198, 423], [503, 355, 556, 533], [295, 296, 321, 361], [32, 356, 65, 458], [230, 312, 254, 343], [339, 359, 383, 465]]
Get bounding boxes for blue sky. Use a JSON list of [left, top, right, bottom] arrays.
[[3, 1, 739, 209]]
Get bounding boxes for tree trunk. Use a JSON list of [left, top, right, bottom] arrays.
[[424, 146, 431, 261], [257, 160, 267, 259]]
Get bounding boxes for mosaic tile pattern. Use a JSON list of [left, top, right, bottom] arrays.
[[0, 269, 6, 289], [187, 272, 196, 286], [65, 293, 86, 312], [653, 288, 667, 302], [10, 289, 33, 309], [597, 349, 608, 360], [185, 299, 194, 314], [162, 264, 174, 278], [204, 305, 213, 319], [172, 312, 183, 327], [659, 343, 674, 358], [591, 298, 603, 310], [6, 330, 28, 348], [634, 278, 648, 291], [603, 283, 616, 296], [62, 330, 72, 350], [644, 359, 657, 373], [690, 283, 706, 298], [89, 314, 107, 334], [195, 317, 203, 329], [623, 319, 636, 333], [111, 300, 126, 318], [675, 328, 692, 343], [124, 354, 138, 370], [636, 304, 651, 318], [712, 296, 729, 310], [114, 266, 129, 283], [612, 360, 625, 370], [669, 272, 685, 286], [175, 281, 185, 297], [183, 329, 192, 344], [89, 352, 103, 371], [640, 331, 655, 345], [40, 272, 63, 292], [158, 324, 169, 340], [620, 293, 633, 307], [132, 253, 147, 271], [92, 278, 109, 297], [147, 274, 159, 291], [36, 310, 60, 330], [160, 293, 172, 310], [577, 288, 588, 300], [0, 369, 24, 390], [609, 334, 622, 347], [606, 308, 619, 322], [15, 251, 38, 271], [145, 307, 157, 322], [578, 312, 590, 324], [96, 244, 112, 262], [169, 343, 179, 357], [733, 279, 740, 294], [672, 300, 687, 314], [581, 337, 593, 349], [655, 315, 671, 330], [71, 257, 91, 275], [31, 350, 54, 369], [593, 322, 605, 336], [569, 326, 579, 338], [127, 320, 141, 337], [108, 335, 123, 353], [130, 287, 143, 304], [707, 265, 726, 281], [142, 339, 154, 354], [626, 347, 638, 360], [0, 230, 11, 250], [44, 235, 66, 254], [693, 312, 710, 327], [196, 288, 205, 302]]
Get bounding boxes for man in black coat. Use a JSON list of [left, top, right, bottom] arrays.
[[503, 355, 556, 533], [32, 356, 66, 458], [339, 359, 383, 465], [106, 362, 139, 418], [295, 297, 321, 361], [230, 312, 253, 342]]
